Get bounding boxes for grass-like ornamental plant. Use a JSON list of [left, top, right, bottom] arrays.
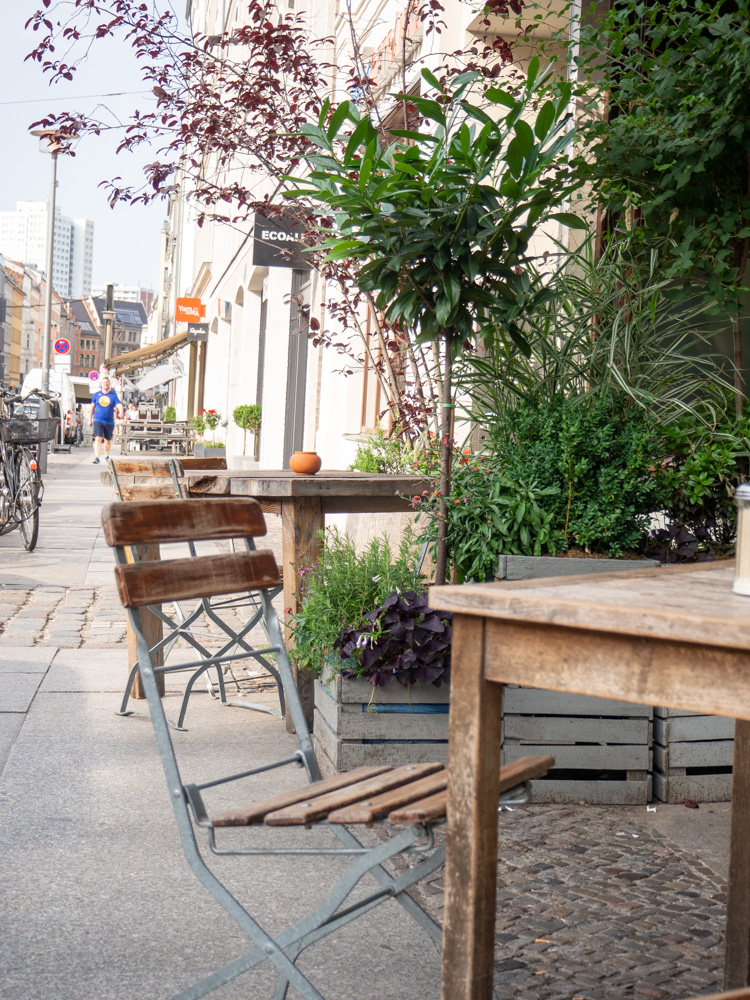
[[334, 590, 451, 689], [289, 528, 424, 675]]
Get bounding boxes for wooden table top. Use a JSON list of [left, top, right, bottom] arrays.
[[185, 469, 430, 499], [431, 561, 749, 652]]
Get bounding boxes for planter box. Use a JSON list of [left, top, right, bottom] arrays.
[[652, 707, 734, 803], [497, 553, 659, 804], [313, 663, 449, 777], [194, 444, 226, 459]]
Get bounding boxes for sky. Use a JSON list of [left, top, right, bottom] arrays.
[[0, 4, 181, 292]]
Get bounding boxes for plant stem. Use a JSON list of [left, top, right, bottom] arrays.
[[435, 330, 453, 587]]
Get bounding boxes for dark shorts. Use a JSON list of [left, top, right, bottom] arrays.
[[93, 421, 114, 441]]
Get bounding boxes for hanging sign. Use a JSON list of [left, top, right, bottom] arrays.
[[175, 298, 206, 323], [54, 338, 71, 355], [252, 214, 311, 270], [187, 323, 209, 342]]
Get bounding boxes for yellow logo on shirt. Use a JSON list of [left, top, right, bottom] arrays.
[[99, 395, 111, 407]]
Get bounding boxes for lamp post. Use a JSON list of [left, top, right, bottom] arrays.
[[30, 128, 63, 474]]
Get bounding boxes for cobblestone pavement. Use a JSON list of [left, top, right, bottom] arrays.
[[391, 805, 724, 1000]]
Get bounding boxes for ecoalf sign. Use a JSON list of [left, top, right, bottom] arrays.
[[252, 214, 311, 270]]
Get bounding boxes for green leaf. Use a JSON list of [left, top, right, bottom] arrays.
[[327, 102, 353, 139], [514, 120, 534, 157], [485, 88, 516, 109], [404, 95, 446, 126], [344, 117, 377, 164], [506, 138, 523, 178], [421, 67, 443, 92], [548, 212, 588, 230], [534, 100, 555, 141], [526, 56, 540, 90]]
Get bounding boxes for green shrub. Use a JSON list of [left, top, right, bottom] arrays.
[[233, 403, 261, 454], [288, 527, 423, 675], [350, 426, 439, 476], [163, 405, 176, 423]]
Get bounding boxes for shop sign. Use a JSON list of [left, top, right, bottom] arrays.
[[252, 214, 311, 270]]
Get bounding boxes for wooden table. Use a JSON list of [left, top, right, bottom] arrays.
[[177, 469, 428, 728], [430, 561, 750, 999]]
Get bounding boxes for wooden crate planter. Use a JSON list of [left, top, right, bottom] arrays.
[[497, 554, 659, 804], [652, 707, 734, 803], [313, 664, 449, 776], [502, 686, 652, 804]]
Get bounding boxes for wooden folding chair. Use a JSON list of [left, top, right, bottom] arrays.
[[109, 459, 285, 728], [103, 497, 554, 1000]]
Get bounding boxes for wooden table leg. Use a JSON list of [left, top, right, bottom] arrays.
[[441, 613, 503, 1000], [282, 497, 323, 732], [126, 543, 164, 699], [724, 718, 750, 988]]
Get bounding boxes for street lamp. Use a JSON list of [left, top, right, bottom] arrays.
[[30, 127, 63, 473]]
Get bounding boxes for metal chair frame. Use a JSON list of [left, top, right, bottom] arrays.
[[104, 497, 546, 1000], [109, 457, 284, 728]]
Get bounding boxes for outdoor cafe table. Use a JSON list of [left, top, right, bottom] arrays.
[[175, 468, 428, 727], [429, 561, 750, 999]]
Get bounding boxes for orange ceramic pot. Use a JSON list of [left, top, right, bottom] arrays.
[[289, 450, 322, 475]]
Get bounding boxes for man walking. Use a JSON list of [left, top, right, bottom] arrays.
[[88, 376, 124, 464]]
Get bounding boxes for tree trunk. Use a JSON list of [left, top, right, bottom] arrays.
[[435, 331, 453, 587]]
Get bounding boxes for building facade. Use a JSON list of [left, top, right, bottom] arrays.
[[167, 0, 566, 468], [0, 201, 94, 299]]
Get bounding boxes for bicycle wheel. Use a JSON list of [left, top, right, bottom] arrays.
[[17, 450, 40, 551]]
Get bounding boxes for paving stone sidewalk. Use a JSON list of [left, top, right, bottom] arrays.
[[390, 804, 725, 1000]]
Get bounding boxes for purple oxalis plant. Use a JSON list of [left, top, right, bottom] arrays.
[[334, 590, 451, 689]]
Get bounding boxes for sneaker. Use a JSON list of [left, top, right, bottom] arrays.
[[105, 455, 111, 463], [92, 457, 100, 464]]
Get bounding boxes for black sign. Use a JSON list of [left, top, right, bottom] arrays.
[[252, 214, 311, 270], [187, 323, 209, 342]]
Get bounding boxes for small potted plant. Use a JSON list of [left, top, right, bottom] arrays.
[[193, 408, 225, 458], [233, 403, 262, 464], [288, 528, 452, 774]]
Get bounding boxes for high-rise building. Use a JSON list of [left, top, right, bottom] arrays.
[[0, 201, 94, 299], [90, 283, 154, 315]]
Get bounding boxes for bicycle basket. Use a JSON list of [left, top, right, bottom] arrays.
[[0, 417, 58, 445]]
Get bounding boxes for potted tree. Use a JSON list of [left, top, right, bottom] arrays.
[[288, 528, 451, 775], [193, 408, 225, 459], [232, 403, 262, 466]]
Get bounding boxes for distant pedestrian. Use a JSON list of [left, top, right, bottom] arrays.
[[89, 376, 124, 464], [125, 403, 138, 421]]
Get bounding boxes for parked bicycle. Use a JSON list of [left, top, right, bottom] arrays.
[[0, 387, 59, 551]]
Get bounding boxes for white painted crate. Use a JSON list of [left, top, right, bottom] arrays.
[[501, 686, 652, 804], [652, 707, 734, 803]]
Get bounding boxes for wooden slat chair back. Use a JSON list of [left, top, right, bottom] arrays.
[[103, 496, 553, 1000], [109, 456, 178, 502], [108, 488, 287, 729]]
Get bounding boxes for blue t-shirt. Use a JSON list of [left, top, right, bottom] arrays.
[[91, 389, 121, 425]]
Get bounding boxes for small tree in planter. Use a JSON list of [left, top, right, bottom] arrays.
[[191, 412, 206, 441], [233, 403, 262, 458], [201, 408, 222, 445], [286, 64, 584, 583]]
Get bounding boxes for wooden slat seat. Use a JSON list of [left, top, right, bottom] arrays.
[[264, 763, 445, 826], [211, 756, 554, 829]]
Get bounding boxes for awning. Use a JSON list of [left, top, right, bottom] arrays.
[[106, 330, 188, 376], [136, 364, 184, 392]]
